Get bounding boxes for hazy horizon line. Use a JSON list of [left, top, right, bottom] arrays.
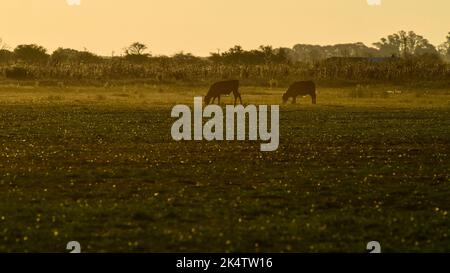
[[1, 35, 446, 58]]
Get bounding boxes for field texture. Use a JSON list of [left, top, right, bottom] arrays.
[[0, 85, 449, 252]]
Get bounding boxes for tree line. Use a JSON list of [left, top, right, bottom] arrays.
[[1, 30, 449, 64], [0, 31, 449, 85]]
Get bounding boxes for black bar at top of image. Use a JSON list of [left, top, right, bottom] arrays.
[[0, 253, 448, 272]]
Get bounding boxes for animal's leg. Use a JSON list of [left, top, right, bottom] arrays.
[[292, 96, 297, 104], [218, 95, 221, 105], [212, 97, 216, 104], [234, 93, 240, 106], [312, 95, 317, 104], [233, 90, 242, 105]]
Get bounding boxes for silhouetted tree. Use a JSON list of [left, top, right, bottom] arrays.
[[224, 45, 245, 63], [51, 47, 101, 63], [259, 45, 274, 63], [209, 52, 222, 63], [374, 31, 437, 58], [289, 43, 379, 63], [14, 44, 49, 63], [0, 47, 14, 63], [273, 48, 290, 64], [124, 42, 150, 62], [172, 52, 204, 64], [209, 45, 289, 64], [438, 32, 450, 61]]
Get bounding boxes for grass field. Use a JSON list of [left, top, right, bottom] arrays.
[[0, 84, 449, 252]]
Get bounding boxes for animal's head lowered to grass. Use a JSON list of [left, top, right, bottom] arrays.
[[282, 93, 289, 104]]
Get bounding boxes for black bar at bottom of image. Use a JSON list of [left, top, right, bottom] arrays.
[[0, 253, 447, 271]]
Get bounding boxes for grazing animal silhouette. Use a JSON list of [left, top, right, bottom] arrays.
[[205, 80, 242, 105], [282, 81, 317, 104]]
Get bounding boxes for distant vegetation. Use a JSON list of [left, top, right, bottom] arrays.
[[0, 31, 449, 86]]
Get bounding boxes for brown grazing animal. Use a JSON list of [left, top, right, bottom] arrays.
[[282, 81, 317, 104], [205, 80, 242, 105]]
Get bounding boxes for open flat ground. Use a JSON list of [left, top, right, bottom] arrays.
[[0, 84, 449, 252]]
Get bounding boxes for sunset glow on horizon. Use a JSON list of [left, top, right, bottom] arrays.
[[1, 0, 449, 56]]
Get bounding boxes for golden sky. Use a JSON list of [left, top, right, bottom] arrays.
[[1, 0, 449, 56]]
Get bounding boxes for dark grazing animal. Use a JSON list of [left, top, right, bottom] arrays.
[[282, 81, 317, 104], [205, 80, 242, 105]]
